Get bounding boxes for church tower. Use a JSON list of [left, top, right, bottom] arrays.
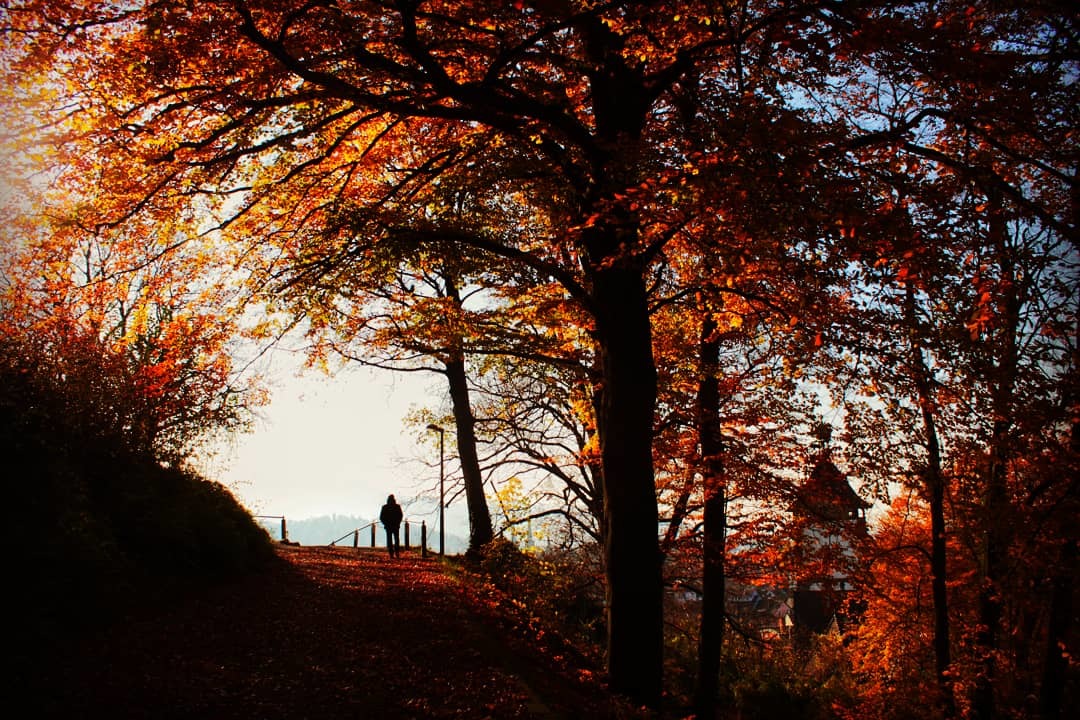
[[790, 439, 870, 636]]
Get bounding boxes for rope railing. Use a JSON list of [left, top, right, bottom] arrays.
[[253, 515, 288, 542], [329, 519, 429, 558], [255, 514, 432, 558]]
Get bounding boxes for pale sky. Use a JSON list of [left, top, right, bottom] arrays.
[[211, 354, 472, 538]]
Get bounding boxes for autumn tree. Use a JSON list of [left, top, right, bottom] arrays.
[[276, 148, 596, 554], [283, 237, 499, 552], [469, 349, 605, 545], [641, 72, 866, 712], [829, 5, 1079, 714], [845, 491, 969, 720], [5, 1, 1074, 709], [0, 204, 260, 465]]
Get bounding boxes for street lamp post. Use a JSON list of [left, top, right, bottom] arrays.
[[426, 423, 445, 556]]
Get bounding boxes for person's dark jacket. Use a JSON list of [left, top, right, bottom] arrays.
[[380, 501, 403, 529]]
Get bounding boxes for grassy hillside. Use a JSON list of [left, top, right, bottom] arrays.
[[3, 339, 276, 648]]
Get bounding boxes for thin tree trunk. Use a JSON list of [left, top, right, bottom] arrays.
[[1040, 326, 1080, 719], [1040, 538, 1075, 719], [927, 427, 955, 717], [904, 283, 956, 717], [661, 480, 693, 554], [588, 355, 607, 538], [694, 309, 726, 720], [973, 422, 1010, 720], [443, 276, 493, 554], [972, 199, 1019, 720], [444, 352, 494, 552]]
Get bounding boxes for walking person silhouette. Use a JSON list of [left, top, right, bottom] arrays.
[[379, 494, 404, 557]]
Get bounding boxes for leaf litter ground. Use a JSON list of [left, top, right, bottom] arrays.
[[21, 545, 649, 719]]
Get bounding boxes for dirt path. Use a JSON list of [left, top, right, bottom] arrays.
[[21, 545, 641, 719]]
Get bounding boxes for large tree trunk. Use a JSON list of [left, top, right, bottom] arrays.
[[694, 310, 726, 720], [575, 14, 664, 708], [593, 260, 663, 708], [443, 277, 493, 554]]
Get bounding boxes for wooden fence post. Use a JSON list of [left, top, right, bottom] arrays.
[[370, 523, 376, 548], [281, 517, 287, 543], [421, 521, 428, 559], [353, 529, 358, 548], [404, 520, 410, 549]]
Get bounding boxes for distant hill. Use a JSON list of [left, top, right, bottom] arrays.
[[255, 514, 468, 553]]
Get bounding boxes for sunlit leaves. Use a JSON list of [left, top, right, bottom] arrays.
[[2, 0, 1076, 713]]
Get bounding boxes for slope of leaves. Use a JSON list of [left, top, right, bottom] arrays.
[[18, 545, 649, 720], [3, 326, 276, 652]]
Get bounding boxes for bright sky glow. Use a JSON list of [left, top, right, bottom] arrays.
[[211, 355, 471, 537]]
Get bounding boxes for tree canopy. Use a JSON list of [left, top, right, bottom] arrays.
[[2, 1, 1076, 716]]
